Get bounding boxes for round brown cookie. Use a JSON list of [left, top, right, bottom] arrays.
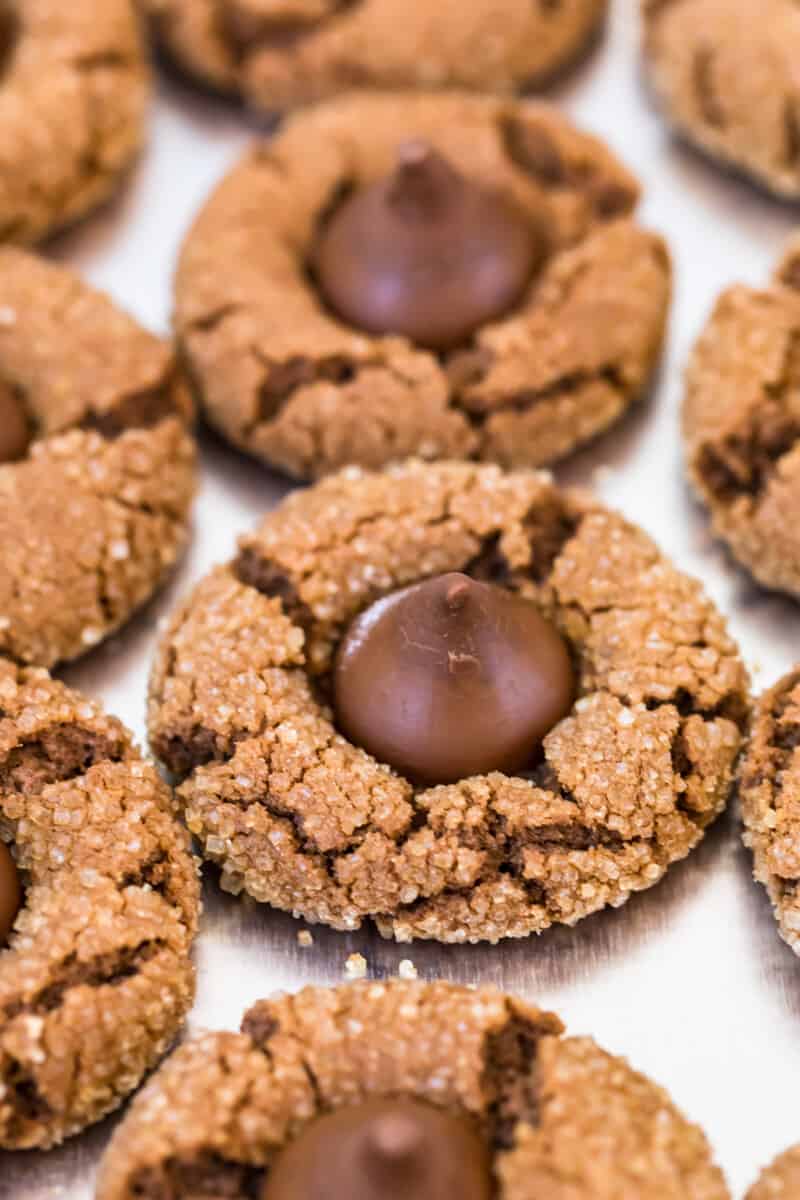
[[0, 0, 149, 245], [175, 91, 671, 481], [642, 0, 800, 198], [0, 657, 200, 1150], [141, 0, 607, 112], [739, 668, 800, 955], [148, 460, 748, 944], [95, 979, 730, 1200], [0, 247, 197, 669], [747, 1147, 800, 1198], [683, 238, 800, 598]]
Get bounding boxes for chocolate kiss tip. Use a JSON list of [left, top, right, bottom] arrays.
[[367, 1113, 424, 1161], [444, 576, 471, 612]]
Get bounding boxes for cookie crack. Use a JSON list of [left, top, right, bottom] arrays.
[[0, 726, 127, 797], [453, 364, 628, 422], [2, 939, 164, 1020], [219, 0, 361, 60], [698, 326, 800, 507], [482, 1003, 552, 1150]]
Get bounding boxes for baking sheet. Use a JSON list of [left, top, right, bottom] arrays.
[[6, 1, 800, 1195]]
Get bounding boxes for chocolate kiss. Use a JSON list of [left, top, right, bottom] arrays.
[[333, 573, 575, 785], [311, 140, 541, 351], [0, 383, 30, 464], [0, 842, 22, 946], [261, 1098, 492, 1200]]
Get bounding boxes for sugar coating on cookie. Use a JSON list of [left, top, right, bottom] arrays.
[[0, 247, 197, 669], [683, 238, 800, 598], [0, 658, 200, 1150], [176, 91, 670, 481], [149, 460, 748, 944], [747, 1146, 800, 1198], [142, 0, 607, 110], [95, 979, 730, 1200], [0, 0, 149, 244], [642, 0, 800, 198], [740, 669, 800, 955]]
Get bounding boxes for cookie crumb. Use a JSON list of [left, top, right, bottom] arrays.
[[398, 959, 418, 980], [297, 930, 314, 947], [344, 952, 368, 980]]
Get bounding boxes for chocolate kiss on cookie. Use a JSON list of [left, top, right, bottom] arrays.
[[0, 383, 30, 464], [261, 1098, 492, 1200], [0, 842, 22, 946], [334, 572, 575, 785], [312, 140, 541, 351]]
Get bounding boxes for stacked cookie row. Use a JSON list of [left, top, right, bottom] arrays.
[[3, 1, 800, 1198]]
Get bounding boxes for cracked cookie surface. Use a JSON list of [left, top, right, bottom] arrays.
[[95, 979, 730, 1200], [683, 238, 800, 598], [149, 460, 748, 944], [0, 0, 149, 245], [0, 658, 200, 1149], [747, 1146, 800, 1197], [642, 0, 800, 198], [142, 0, 607, 111], [175, 91, 670, 481], [740, 668, 800, 955], [0, 247, 197, 669]]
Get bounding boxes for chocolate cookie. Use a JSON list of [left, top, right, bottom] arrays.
[[642, 0, 800, 198], [747, 1147, 800, 1198], [0, 657, 200, 1149], [95, 980, 730, 1200], [0, 247, 197, 669], [142, 0, 606, 111], [683, 238, 800, 598], [149, 460, 748, 944], [175, 91, 671, 481], [0, 0, 149, 245], [739, 668, 800, 955]]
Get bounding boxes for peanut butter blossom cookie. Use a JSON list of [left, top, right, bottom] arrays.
[[747, 1146, 800, 1198], [0, 658, 200, 1149], [642, 0, 800, 198], [96, 980, 730, 1200], [175, 91, 671, 481], [149, 460, 748, 944], [739, 668, 800, 955], [0, 247, 196, 669], [683, 238, 800, 598], [141, 0, 606, 111], [0, 0, 149, 244]]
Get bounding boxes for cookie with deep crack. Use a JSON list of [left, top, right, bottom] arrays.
[[747, 1146, 800, 1197], [0, 0, 149, 245], [0, 658, 200, 1149], [142, 0, 607, 111], [0, 247, 197, 669], [683, 238, 800, 598], [175, 91, 671, 481], [739, 668, 800, 955], [149, 460, 748, 944], [95, 979, 730, 1200], [642, 0, 800, 199]]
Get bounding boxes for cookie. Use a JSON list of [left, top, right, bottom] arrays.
[[0, 657, 200, 1149], [95, 979, 729, 1200], [683, 238, 800, 598], [747, 1147, 800, 1198], [142, 0, 607, 111], [739, 668, 800, 955], [0, 247, 197, 669], [0, 0, 149, 245], [149, 460, 748, 944], [176, 91, 670, 481], [642, 0, 800, 198]]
